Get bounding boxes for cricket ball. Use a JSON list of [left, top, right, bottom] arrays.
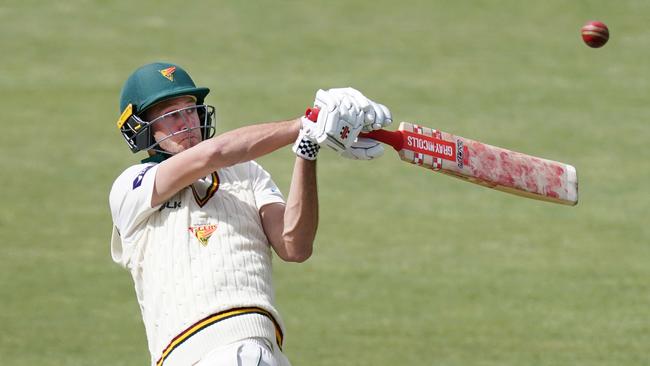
[[581, 21, 609, 48]]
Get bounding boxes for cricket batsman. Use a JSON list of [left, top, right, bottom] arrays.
[[108, 62, 391, 365]]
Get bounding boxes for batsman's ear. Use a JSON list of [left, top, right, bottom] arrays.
[[116, 103, 155, 153]]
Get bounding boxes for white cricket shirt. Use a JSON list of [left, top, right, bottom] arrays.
[[109, 160, 286, 366]]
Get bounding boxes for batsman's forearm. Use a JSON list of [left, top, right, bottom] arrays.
[[281, 158, 318, 262], [153, 118, 301, 208], [206, 118, 301, 170]]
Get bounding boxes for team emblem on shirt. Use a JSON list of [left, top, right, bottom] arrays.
[[189, 224, 217, 246]]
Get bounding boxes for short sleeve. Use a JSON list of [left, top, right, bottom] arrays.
[[248, 161, 285, 210], [108, 163, 161, 266]]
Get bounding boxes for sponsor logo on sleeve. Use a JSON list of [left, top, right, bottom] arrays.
[[133, 165, 154, 189]]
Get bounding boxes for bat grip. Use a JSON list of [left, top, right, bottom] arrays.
[[304, 106, 404, 151], [359, 130, 403, 151]]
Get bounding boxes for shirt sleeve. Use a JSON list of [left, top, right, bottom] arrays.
[[248, 160, 285, 210], [109, 163, 161, 266]]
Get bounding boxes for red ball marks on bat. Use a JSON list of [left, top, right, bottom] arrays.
[[581, 20, 609, 48]]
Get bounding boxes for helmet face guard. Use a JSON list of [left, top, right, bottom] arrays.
[[117, 104, 216, 154]]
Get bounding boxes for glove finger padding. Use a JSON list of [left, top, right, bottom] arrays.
[[378, 103, 392, 128], [327, 87, 393, 132], [340, 137, 385, 160], [365, 101, 393, 131], [327, 87, 371, 109]]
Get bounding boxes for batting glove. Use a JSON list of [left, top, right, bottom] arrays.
[[292, 116, 321, 160], [299, 89, 365, 153], [326, 87, 393, 132], [340, 137, 385, 160]]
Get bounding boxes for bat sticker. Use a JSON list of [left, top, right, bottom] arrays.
[[456, 139, 464, 169]]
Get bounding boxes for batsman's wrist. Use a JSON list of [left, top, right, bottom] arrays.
[[292, 129, 320, 160]]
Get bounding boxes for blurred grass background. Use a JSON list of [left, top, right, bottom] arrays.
[[1, 0, 648, 365]]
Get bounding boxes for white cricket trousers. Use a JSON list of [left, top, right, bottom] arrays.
[[195, 338, 292, 366]]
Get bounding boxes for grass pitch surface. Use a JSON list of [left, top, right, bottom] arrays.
[[1, 1, 648, 365]]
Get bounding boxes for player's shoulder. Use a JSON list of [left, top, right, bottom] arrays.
[[113, 163, 157, 184], [110, 163, 158, 196], [243, 159, 269, 175], [222, 160, 265, 177]]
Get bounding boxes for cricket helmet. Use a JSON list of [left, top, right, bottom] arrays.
[[116, 62, 215, 153]]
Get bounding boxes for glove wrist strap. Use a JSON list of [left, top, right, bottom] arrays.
[[292, 119, 320, 161]]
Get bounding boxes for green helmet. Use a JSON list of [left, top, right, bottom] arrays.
[[116, 62, 213, 153]]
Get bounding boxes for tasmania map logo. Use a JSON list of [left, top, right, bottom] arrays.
[[159, 66, 176, 81]]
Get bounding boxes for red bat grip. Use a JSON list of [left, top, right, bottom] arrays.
[[304, 107, 320, 122], [359, 130, 404, 151], [304, 106, 404, 151]]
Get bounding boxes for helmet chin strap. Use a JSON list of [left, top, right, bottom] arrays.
[[141, 151, 171, 164]]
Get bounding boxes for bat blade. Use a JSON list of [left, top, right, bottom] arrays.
[[362, 122, 578, 206]]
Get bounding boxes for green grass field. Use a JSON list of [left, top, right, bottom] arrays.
[[1, 1, 648, 365]]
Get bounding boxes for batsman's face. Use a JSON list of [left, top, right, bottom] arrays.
[[146, 96, 203, 154]]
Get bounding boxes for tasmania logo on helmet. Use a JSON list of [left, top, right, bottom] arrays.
[[159, 66, 176, 81]]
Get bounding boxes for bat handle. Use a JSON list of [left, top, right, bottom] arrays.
[[359, 129, 403, 151], [304, 107, 320, 122], [304, 106, 404, 151]]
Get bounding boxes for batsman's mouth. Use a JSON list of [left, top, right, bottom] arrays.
[[175, 130, 200, 142]]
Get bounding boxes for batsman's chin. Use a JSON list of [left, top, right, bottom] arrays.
[[163, 138, 198, 154], [159, 144, 185, 155]]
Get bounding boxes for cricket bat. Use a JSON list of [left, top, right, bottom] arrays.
[[305, 107, 578, 205]]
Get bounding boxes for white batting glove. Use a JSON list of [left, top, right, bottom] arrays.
[[327, 87, 393, 132], [292, 90, 341, 160], [340, 137, 384, 160], [292, 116, 321, 160], [303, 89, 365, 153], [365, 100, 392, 131]]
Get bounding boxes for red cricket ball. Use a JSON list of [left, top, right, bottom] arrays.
[[581, 21, 609, 48]]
